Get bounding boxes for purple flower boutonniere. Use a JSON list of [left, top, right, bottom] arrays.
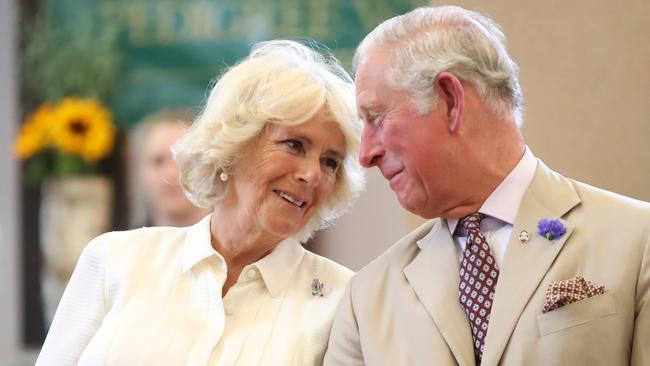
[[537, 219, 566, 240]]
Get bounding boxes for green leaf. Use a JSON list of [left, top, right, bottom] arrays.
[[24, 153, 49, 185], [54, 152, 92, 176]]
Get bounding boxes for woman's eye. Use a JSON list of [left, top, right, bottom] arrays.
[[321, 157, 340, 172], [283, 139, 303, 152]]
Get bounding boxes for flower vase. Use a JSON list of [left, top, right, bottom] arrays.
[[39, 175, 112, 325]]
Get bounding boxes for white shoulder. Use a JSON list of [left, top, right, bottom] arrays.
[[302, 250, 354, 289]]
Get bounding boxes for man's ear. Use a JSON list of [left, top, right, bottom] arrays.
[[435, 71, 464, 133]]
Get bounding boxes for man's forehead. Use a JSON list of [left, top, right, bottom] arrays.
[[355, 51, 389, 86], [356, 89, 385, 119], [355, 53, 390, 111]]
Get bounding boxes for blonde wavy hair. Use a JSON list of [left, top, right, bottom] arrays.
[[173, 40, 365, 242]]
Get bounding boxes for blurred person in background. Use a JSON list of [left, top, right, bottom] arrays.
[[37, 39, 364, 365], [128, 108, 210, 228]]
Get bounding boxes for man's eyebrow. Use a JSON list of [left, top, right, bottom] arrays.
[[359, 101, 382, 111], [358, 102, 384, 118]]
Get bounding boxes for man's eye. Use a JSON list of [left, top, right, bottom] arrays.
[[283, 139, 303, 152], [321, 157, 340, 172], [367, 113, 383, 127]]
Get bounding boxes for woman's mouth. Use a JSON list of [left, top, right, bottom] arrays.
[[274, 190, 306, 208]]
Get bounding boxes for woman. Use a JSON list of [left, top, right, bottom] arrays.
[[128, 108, 210, 228], [37, 40, 365, 365]]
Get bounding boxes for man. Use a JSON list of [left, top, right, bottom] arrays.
[[324, 5, 649, 366]]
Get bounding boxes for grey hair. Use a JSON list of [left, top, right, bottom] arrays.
[[353, 6, 523, 126], [173, 39, 365, 242]]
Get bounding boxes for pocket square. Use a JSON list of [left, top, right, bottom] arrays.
[[542, 276, 605, 313]]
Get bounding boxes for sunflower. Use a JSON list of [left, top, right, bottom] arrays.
[[14, 103, 53, 159], [50, 97, 116, 162]]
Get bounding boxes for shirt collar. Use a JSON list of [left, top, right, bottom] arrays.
[[252, 237, 305, 298], [182, 214, 219, 274], [182, 214, 306, 297], [447, 146, 537, 234]]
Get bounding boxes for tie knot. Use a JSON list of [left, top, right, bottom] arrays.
[[460, 213, 484, 231]]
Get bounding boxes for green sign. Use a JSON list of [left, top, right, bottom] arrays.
[[49, 0, 426, 128]]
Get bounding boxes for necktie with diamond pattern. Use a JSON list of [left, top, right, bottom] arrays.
[[458, 213, 499, 364]]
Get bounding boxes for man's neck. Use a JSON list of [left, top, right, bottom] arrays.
[[443, 118, 526, 220]]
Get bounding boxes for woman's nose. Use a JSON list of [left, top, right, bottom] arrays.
[[296, 157, 322, 187]]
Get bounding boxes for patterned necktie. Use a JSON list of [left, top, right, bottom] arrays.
[[458, 213, 499, 364]]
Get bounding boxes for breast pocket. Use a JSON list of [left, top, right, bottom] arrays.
[[536, 292, 618, 337]]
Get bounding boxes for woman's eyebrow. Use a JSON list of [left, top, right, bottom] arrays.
[[325, 149, 344, 160], [292, 133, 345, 159]]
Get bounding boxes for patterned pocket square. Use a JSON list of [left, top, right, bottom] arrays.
[[542, 276, 605, 313]]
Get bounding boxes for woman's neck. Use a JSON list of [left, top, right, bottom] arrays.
[[210, 207, 282, 296]]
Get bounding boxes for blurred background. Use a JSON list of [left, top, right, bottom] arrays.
[[1, 0, 648, 363]]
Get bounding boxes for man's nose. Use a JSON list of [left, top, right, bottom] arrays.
[[359, 129, 383, 168]]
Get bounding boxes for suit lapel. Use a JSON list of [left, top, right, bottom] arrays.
[[404, 219, 476, 366], [481, 161, 581, 365]]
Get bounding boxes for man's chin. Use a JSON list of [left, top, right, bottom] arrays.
[[397, 195, 441, 220], [397, 196, 423, 217]]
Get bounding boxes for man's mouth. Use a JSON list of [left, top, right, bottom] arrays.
[[274, 190, 306, 208], [384, 168, 403, 182]]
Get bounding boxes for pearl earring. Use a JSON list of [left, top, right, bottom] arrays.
[[219, 171, 229, 182]]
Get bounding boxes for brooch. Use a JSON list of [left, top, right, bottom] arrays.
[[518, 230, 530, 243], [311, 278, 324, 297]]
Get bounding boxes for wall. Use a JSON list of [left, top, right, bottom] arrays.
[[0, 0, 27, 361], [455, 0, 650, 202]]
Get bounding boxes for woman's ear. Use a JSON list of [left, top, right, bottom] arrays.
[[435, 71, 465, 133]]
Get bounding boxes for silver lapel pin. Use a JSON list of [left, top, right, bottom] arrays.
[[311, 278, 324, 297], [519, 230, 530, 244]]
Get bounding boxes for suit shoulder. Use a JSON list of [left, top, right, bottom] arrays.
[[352, 219, 438, 284], [571, 179, 650, 217]]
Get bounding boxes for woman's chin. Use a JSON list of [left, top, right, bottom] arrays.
[[262, 220, 303, 241]]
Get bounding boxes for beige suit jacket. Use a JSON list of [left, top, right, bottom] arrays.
[[325, 161, 650, 365]]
